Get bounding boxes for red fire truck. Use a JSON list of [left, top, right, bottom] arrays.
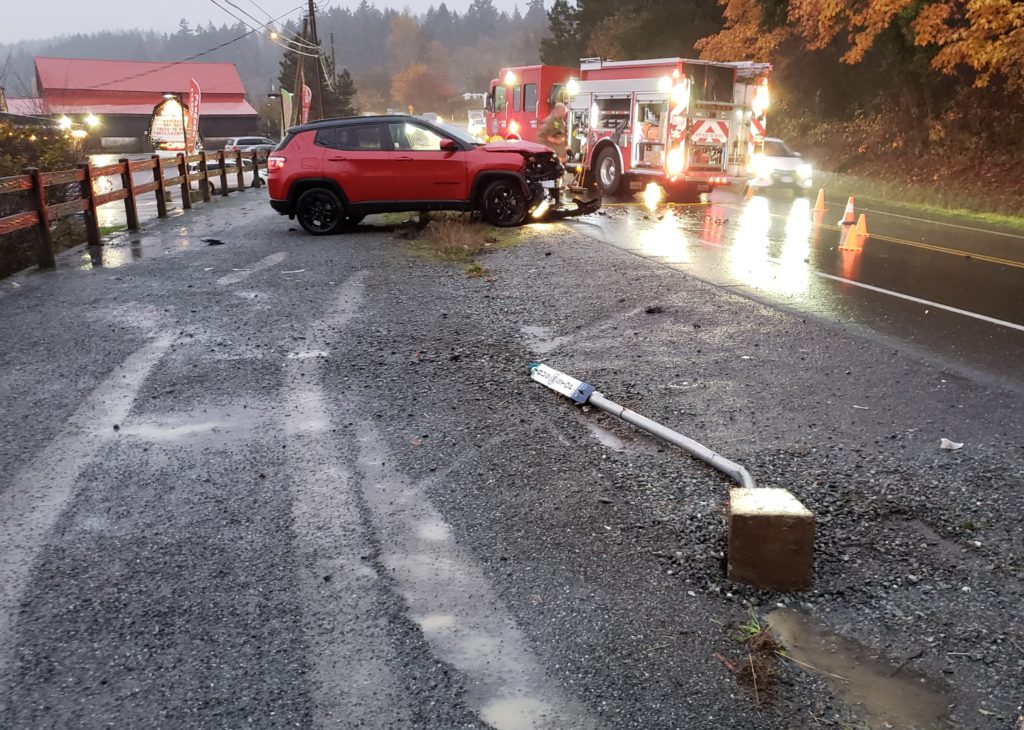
[[485, 64, 576, 143], [568, 57, 771, 196]]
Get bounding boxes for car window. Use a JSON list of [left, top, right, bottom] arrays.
[[523, 84, 538, 113], [512, 85, 522, 112], [763, 141, 794, 157], [388, 122, 448, 152], [316, 124, 384, 151]]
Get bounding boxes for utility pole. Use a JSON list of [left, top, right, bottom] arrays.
[[330, 32, 336, 79], [307, 0, 325, 120], [292, 16, 308, 126]]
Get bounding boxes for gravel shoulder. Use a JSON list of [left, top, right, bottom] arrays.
[[0, 195, 1021, 728]]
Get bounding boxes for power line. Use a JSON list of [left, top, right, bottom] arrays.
[[81, 4, 308, 91], [208, 0, 322, 56]]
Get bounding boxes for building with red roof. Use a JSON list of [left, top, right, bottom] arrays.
[[6, 57, 260, 151]]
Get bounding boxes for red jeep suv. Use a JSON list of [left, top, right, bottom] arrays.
[[267, 114, 564, 234]]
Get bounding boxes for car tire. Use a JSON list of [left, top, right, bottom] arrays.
[[295, 187, 345, 236], [595, 147, 623, 196], [480, 178, 528, 227]]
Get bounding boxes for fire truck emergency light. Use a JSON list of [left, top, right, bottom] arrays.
[[504, 70, 517, 85], [658, 76, 673, 93], [567, 79, 580, 96]]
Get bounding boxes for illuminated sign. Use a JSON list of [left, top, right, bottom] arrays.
[[148, 97, 188, 151]]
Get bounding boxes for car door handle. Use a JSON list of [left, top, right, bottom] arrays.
[[327, 155, 347, 161], [395, 156, 414, 162]]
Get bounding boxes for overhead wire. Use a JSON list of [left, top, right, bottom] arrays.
[[207, 0, 322, 56], [80, 4, 308, 90]]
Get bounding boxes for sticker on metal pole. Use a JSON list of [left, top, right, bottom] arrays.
[[529, 363, 594, 404]]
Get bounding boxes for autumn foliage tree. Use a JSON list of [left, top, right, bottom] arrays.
[[391, 64, 454, 114]]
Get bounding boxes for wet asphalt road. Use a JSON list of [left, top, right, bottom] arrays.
[[1, 186, 1022, 728], [571, 187, 1024, 389]]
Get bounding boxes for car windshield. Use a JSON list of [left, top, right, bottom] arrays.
[[763, 141, 796, 157], [436, 122, 482, 146]]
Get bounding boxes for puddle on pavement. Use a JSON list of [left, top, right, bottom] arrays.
[[586, 422, 626, 452], [768, 609, 951, 729], [287, 350, 330, 360]]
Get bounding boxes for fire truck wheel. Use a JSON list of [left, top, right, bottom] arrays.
[[481, 178, 528, 227], [595, 148, 623, 196]]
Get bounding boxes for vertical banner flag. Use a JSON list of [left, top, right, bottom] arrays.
[[301, 85, 312, 125], [187, 77, 201, 154], [280, 89, 294, 138]]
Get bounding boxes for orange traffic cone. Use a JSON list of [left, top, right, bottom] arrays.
[[838, 224, 861, 251], [837, 196, 856, 226], [855, 213, 868, 240], [813, 188, 826, 213]]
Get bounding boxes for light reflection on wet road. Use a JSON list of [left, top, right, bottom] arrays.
[[566, 189, 1024, 388]]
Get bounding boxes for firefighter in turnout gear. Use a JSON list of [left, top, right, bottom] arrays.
[[537, 102, 569, 160]]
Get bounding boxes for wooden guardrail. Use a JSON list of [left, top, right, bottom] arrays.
[[0, 149, 267, 269]]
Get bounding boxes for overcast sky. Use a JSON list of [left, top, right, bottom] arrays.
[[2, 0, 519, 44]]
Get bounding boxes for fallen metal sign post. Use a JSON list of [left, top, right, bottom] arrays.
[[529, 362, 816, 591], [529, 362, 757, 489]]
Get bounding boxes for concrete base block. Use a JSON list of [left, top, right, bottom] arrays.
[[728, 487, 814, 591]]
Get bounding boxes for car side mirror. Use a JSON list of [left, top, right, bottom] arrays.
[[440, 139, 459, 152]]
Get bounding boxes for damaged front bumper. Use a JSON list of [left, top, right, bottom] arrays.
[[526, 160, 602, 221]]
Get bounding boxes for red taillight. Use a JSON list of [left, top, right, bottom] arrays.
[[267, 156, 286, 171]]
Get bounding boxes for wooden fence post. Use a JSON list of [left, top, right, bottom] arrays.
[[235, 150, 245, 192], [118, 158, 139, 231], [77, 161, 101, 246], [23, 167, 56, 269], [199, 152, 212, 202], [218, 151, 230, 197], [177, 153, 192, 210], [152, 154, 168, 218], [251, 150, 261, 188]]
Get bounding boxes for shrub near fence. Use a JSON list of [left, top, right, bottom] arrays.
[[0, 149, 267, 276]]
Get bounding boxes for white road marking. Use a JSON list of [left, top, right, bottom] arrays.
[[812, 270, 1024, 333], [0, 334, 173, 694], [355, 427, 600, 730], [217, 251, 287, 285], [855, 205, 1024, 240], [282, 271, 414, 727], [570, 221, 1024, 334]]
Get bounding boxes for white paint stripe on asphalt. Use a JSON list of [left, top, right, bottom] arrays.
[[217, 251, 287, 285], [0, 334, 173, 694], [571, 222, 1024, 334], [282, 270, 416, 727], [855, 206, 1024, 240], [355, 427, 600, 730], [811, 270, 1024, 333]]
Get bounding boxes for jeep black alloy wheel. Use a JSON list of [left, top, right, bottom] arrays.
[[295, 188, 343, 235], [481, 179, 528, 227]]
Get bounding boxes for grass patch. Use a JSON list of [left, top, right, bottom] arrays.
[[817, 171, 1024, 231], [99, 224, 127, 236], [405, 213, 523, 262], [463, 260, 490, 278]]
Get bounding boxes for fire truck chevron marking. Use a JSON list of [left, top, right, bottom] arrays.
[[692, 120, 730, 143]]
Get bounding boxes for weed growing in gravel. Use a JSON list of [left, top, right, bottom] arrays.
[[463, 261, 489, 278], [404, 213, 522, 262], [719, 609, 784, 705]]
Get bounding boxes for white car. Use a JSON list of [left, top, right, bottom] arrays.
[[750, 138, 813, 191], [224, 136, 275, 152]]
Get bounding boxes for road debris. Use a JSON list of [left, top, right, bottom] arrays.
[[939, 438, 964, 450]]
